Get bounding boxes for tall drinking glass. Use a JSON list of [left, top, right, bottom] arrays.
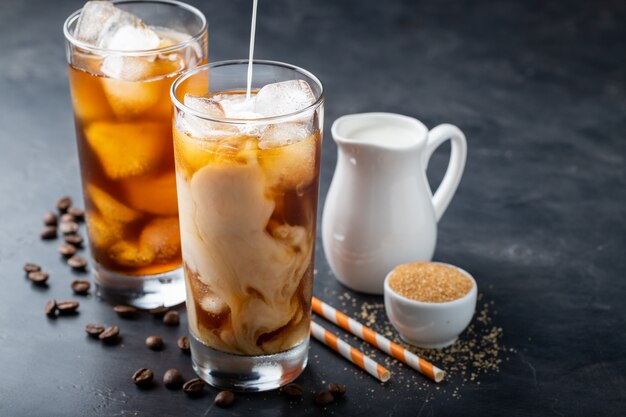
[[171, 61, 324, 391], [63, 0, 207, 308]]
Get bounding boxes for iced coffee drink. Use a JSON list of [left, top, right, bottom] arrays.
[[171, 61, 324, 390], [63, 1, 207, 307]]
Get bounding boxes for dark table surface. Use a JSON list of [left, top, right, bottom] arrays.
[[1, 0, 625, 415]]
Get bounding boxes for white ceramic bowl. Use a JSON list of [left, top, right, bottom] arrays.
[[384, 262, 477, 349]]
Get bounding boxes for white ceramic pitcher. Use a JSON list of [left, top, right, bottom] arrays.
[[322, 113, 467, 294]]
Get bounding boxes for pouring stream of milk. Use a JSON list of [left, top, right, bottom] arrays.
[[246, 0, 258, 100]]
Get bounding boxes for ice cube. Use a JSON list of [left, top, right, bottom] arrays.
[[75, 1, 160, 51], [211, 94, 261, 119], [100, 73, 162, 116], [177, 94, 239, 138], [185, 94, 225, 118], [84, 121, 167, 178], [85, 212, 123, 250], [122, 173, 179, 216], [258, 122, 312, 149], [259, 131, 318, 190], [173, 129, 217, 179], [100, 21, 160, 51], [200, 294, 229, 316], [108, 240, 155, 267], [254, 80, 316, 118], [100, 57, 182, 116], [139, 217, 181, 261], [86, 183, 140, 223], [74, 1, 118, 45]]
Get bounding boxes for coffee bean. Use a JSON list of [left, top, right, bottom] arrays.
[[59, 243, 77, 257], [177, 336, 190, 353], [60, 221, 79, 235], [43, 211, 57, 226], [23, 262, 41, 273], [99, 326, 120, 343], [148, 306, 169, 317], [56, 301, 79, 314], [162, 310, 180, 326], [163, 368, 184, 389], [282, 383, 304, 398], [68, 207, 85, 221], [63, 234, 83, 247], [328, 382, 347, 398], [45, 299, 57, 317], [314, 390, 334, 407], [132, 368, 154, 388], [85, 323, 105, 337], [145, 335, 164, 351], [214, 390, 235, 408], [113, 305, 139, 318], [182, 378, 204, 397], [71, 279, 90, 295], [67, 255, 88, 270], [28, 271, 49, 284], [56, 196, 72, 213], [40, 226, 57, 240], [59, 213, 75, 224]]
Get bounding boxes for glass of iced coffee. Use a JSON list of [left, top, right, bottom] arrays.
[[171, 61, 324, 391], [63, 1, 207, 308]]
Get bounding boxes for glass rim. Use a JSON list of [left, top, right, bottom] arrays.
[[63, 0, 207, 57], [170, 59, 325, 125]]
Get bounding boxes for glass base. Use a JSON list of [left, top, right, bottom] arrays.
[[190, 333, 309, 392], [94, 263, 186, 309]]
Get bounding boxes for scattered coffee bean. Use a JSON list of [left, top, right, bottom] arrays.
[[60, 221, 79, 235], [85, 323, 105, 337], [43, 211, 57, 226], [59, 243, 77, 257], [67, 255, 88, 270], [23, 262, 41, 273], [68, 207, 84, 221], [113, 305, 139, 318], [282, 383, 304, 398], [71, 279, 90, 295], [314, 390, 334, 407], [56, 196, 72, 213], [28, 271, 49, 284], [99, 326, 120, 343], [214, 390, 235, 408], [163, 368, 184, 389], [148, 306, 169, 317], [57, 301, 80, 314], [182, 378, 204, 397], [162, 310, 180, 326], [132, 368, 154, 388], [145, 335, 164, 351], [60, 213, 75, 224], [40, 226, 57, 240], [328, 382, 347, 398], [177, 336, 190, 353], [45, 299, 57, 317], [64, 234, 83, 247]]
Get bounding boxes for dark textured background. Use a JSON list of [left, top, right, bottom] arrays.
[[1, 0, 625, 415]]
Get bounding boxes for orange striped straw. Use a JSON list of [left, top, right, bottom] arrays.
[[312, 296, 445, 383], [310, 321, 390, 383]]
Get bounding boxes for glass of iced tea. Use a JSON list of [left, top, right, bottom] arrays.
[[170, 61, 324, 391], [63, 0, 207, 308]]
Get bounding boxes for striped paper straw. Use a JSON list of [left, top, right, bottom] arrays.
[[310, 321, 391, 383], [312, 296, 445, 383]]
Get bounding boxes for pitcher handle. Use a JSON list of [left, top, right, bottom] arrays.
[[423, 124, 467, 222]]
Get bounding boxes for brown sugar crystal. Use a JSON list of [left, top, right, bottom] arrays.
[[388, 262, 473, 303]]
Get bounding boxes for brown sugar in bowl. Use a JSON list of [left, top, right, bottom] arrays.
[[384, 262, 477, 348]]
